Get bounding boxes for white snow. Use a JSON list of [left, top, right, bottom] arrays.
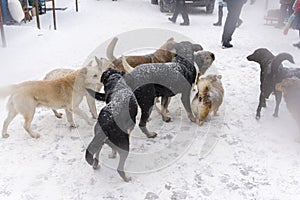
[[1, 0, 300, 199]]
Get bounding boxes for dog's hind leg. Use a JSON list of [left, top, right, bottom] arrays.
[[23, 110, 40, 138], [273, 90, 282, 117], [181, 90, 196, 122], [108, 148, 117, 159], [139, 106, 157, 138], [2, 103, 18, 138], [161, 97, 171, 122], [116, 140, 131, 182]]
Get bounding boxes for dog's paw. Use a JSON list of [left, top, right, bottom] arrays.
[[108, 153, 116, 159], [70, 124, 79, 128], [34, 134, 40, 139], [273, 113, 279, 118], [255, 115, 261, 120], [162, 116, 171, 122], [123, 176, 132, 182], [147, 117, 152, 122], [2, 133, 9, 138], [55, 113, 63, 119], [147, 132, 157, 138], [93, 159, 100, 169]]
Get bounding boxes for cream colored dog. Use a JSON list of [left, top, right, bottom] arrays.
[[0, 63, 104, 139], [44, 57, 113, 119], [191, 74, 224, 125]]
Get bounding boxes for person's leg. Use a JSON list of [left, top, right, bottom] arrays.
[[276, 4, 288, 27], [214, 4, 224, 26], [169, 2, 180, 23], [180, 3, 190, 25], [221, 1, 244, 47]]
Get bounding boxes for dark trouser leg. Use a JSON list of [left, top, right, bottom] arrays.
[[222, 1, 244, 44], [171, 7, 180, 21], [278, 4, 288, 26], [181, 6, 189, 23]]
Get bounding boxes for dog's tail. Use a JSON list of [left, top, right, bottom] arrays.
[[0, 85, 17, 99], [106, 37, 118, 61], [86, 88, 106, 101], [85, 127, 107, 166], [271, 53, 295, 73]]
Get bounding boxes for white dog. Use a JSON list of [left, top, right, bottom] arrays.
[[0, 59, 110, 139]]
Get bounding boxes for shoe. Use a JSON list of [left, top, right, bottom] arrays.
[[180, 22, 190, 26], [168, 17, 176, 23], [222, 42, 233, 49], [236, 19, 243, 27], [213, 21, 222, 26], [293, 42, 300, 48]]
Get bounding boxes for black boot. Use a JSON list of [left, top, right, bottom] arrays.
[[213, 21, 222, 26], [168, 17, 176, 23], [180, 21, 190, 26]]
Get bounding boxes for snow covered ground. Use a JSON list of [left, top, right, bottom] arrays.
[[1, 0, 300, 199]]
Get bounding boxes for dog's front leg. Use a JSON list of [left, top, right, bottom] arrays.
[[85, 94, 98, 119], [181, 90, 196, 122], [161, 97, 171, 122], [73, 107, 93, 125], [139, 107, 157, 138], [256, 93, 265, 120], [273, 90, 282, 117], [65, 109, 78, 128]]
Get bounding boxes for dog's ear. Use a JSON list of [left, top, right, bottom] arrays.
[[100, 70, 111, 84], [166, 42, 176, 51], [192, 44, 203, 52], [95, 56, 102, 66], [80, 67, 88, 75], [167, 37, 174, 42]]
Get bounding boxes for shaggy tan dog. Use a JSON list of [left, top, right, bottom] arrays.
[[276, 77, 300, 137], [191, 74, 224, 125], [0, 65, 101, 139], [44, 57, 113, 119]]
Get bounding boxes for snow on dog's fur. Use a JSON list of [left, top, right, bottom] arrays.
[[0, 64, 101, 139], [44, 57, 113, 119], [191, 74, 224, 126]]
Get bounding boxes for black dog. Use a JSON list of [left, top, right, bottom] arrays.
[[85, 69, 137, 182], [122, 41, 213, 138], [247, 48, 297, 119]]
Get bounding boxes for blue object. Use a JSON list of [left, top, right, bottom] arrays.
[[1, 0, 14, 24]]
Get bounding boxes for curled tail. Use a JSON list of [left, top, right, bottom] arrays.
[[271, 53, 295, 74], [0, 85, 17, 99], [86, 88, 106, 101], [106, 37, 118, 61]]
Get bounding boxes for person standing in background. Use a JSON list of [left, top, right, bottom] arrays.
[[221, 0, 255, 49], [168, 0, 190, 26], [276, 0, 295, 28], [213, 0, 243, 27]]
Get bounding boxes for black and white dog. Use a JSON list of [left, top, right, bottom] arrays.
[[123, 41, 215, 138], [85, 69, 137, 182], [247, 48, 297, 119]]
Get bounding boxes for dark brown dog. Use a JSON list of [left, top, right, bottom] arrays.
[[106, 37, 203, 72]]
